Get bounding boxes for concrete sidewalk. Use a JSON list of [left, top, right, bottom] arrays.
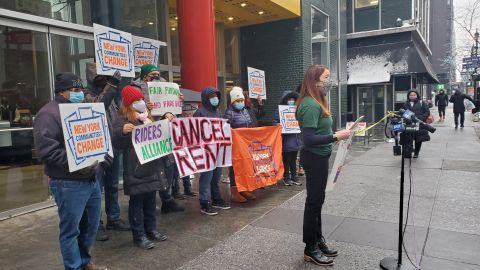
[[179, 108, 480, 270], [1, 107, 479, 270]]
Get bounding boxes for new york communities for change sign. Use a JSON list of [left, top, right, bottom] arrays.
[[132, 119, 172, 164], [148, 82, 183, 116], [59, 103, 114, 172], [170, 118, 232, 177], [132, 36, 165, 72], [278, 105, 300, 134], [247, 66, 266, 100], [94, 23, 135, 77]]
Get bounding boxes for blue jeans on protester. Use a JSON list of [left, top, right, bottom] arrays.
[[98, 155, 120, 222], [198, 167, 222, 206], [128, 192, 157, 240], [49, 179, 102, 270]]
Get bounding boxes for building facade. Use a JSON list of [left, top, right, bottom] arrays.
[[0, 0, 346, 214]]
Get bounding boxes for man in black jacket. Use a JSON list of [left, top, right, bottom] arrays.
[[435, 89, 448, 121], [33, 73, 107, 270], [449, 89, 474, 129]]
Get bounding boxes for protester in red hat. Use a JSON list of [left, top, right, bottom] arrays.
[[112, 85, 168, 249]]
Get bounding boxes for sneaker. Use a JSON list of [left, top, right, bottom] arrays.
[[146, 231, 168, 241], [211, 199, 231, 210], [283, 178, 292, 186], [290, 177, 302, 186], [134, 236, 155, 249], [201, 205, 218, 216]]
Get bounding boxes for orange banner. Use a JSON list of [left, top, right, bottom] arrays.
[[232, 126, 284, 192]]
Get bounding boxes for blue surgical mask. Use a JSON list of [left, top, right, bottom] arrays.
[[209, 96, 219, 107], [132, 100, 146, 113], [69, 91, 84, 103], [234, 102, 245, 111], [287, 100, 295, 106]]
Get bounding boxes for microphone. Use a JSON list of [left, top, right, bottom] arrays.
[[398, 109, 436, 133]]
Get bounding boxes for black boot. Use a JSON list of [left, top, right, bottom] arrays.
[[161, 200, 185, 214], [146, 231, 168, 241], [304, 244, 334, 266], [134, 236, 155, 249], [318, 237, 338, 257]]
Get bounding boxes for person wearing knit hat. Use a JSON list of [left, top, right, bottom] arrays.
[[140, 64, 160, 80], [230, 86, 244, 104], [112, 85, 168, 250]]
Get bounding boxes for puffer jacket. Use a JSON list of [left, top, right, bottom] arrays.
[[403, 90, 431, 142], [224, 105, 255, 128], [112, 116, 167, 196], [272, 91, 301, 152], [194, 87, 222, 118]]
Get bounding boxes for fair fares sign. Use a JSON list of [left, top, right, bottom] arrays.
[[278, 105, 300, 134], [59, 103, 114, 172], [132, 120, 172, 164], [170, 118, 232, 177], [247, 66, 266, 100], [94, 23, 135, 77], [147, 82, 183, 116], [132, 35, 164, 72]]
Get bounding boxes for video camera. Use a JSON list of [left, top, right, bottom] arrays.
[[386, 109, 436, 157]]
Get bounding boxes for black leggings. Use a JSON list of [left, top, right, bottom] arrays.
[[300, 149, 330, 245], [282, 151, 298, 179], [454, 112, 465, 127], [438, 106, 446, 118]]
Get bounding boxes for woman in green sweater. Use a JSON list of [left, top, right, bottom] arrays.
[[296, 65, 351, 266]]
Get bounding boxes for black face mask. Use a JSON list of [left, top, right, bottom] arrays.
[[150, 75, 161, 82]]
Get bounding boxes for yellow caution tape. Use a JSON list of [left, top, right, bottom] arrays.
[[353, 112, 398, 136]]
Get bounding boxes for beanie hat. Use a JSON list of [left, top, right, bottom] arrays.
[[54, 73, 83, 93], [230, 86, 245, 104], [140, 64, 159, 79], [121, 85, 144, 106]]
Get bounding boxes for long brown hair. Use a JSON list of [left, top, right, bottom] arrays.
[[120, 102, 153, 123], [296, 64, 331, 117]]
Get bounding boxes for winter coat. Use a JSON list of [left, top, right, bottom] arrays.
[[112, 116, 167, 196], [193, 87, 222, 118], [272, 91, 301, 152], [246, 101, 265, 127], [435, 93, 449, 108], [33, 95, 96, 181], [449, 91, 474, 113], [403, 90, 431, 142], [131, 76, 167, 103], [224, 105, 255, 128], [84, 63, 120, 154]]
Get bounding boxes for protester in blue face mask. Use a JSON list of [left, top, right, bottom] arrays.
[[223, 86, 257, 203]]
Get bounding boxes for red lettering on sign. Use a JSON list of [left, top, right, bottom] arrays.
[[204, 144, 219, 170], [174, 150, 195, 176], [188, 118, 201, 146], [189, 146, 205, 170], [200, 118, 213, 143]]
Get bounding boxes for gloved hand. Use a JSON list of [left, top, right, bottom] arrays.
[[100, 154, 114, 169], [108, 70, 122, 86]]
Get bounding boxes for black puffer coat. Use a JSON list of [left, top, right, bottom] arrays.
[[403, 90, 431, 142], [112, 116, 167, 196], [449, 91, 474, 113]]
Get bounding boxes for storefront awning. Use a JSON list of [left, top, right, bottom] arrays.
[[347, 40, 439, 85]]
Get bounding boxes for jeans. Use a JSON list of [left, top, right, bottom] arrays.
[[282, 151, 298, 179], [159, 164, 175, 203], [454, 112, 465, 127], [97, 155, 121, 222], [172, 165, 192, 195], [198, 167, 222, 206], [128, 192, 157, 240], [300, 149, 329, 245], [49, 179, 101, 270]]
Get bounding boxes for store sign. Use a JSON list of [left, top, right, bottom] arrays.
[[59, 103, 114, 172], [247, 66, 267, 99], [132, 36, 164, 72], [170, 118, 232, 177], [147, 82, 183, 116], [132, 120, 172, 164], [278, 105, 300, 134], [94, 23, 135, 77]]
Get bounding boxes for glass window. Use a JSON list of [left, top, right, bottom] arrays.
[[311, 7, 329, 66], [354, 0, 380, 32], [50, 34, 95, 86], [0, 0, 92, 26], [0, 25, 51, 211], [224, 28, 240, 75], [170, 16, 180, 67]]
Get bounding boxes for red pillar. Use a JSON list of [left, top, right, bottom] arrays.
[[177, 0, 217, 91]]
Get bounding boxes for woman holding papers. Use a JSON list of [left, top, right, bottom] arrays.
[[112, 85, 168, 250], [296, 65, 351, 266]]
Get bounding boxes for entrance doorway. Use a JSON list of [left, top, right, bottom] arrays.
[[357, 85, 386, 123]]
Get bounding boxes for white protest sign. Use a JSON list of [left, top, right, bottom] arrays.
[[247, 66, 266, 99], [326, 116, 364, 192], [147, 82, 183, 116], [347, 121, 367, 137], [278, 105, 300, 134], [94, 23, 135, 77], [170, 118, 232, 177], [132, 119, 172, 164], [132, 35, 165, 72], [59, 103, 114, 172]]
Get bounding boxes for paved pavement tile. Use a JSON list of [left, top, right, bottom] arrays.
[[424, 229, 480, 266], [421, 256, 480, 270]]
